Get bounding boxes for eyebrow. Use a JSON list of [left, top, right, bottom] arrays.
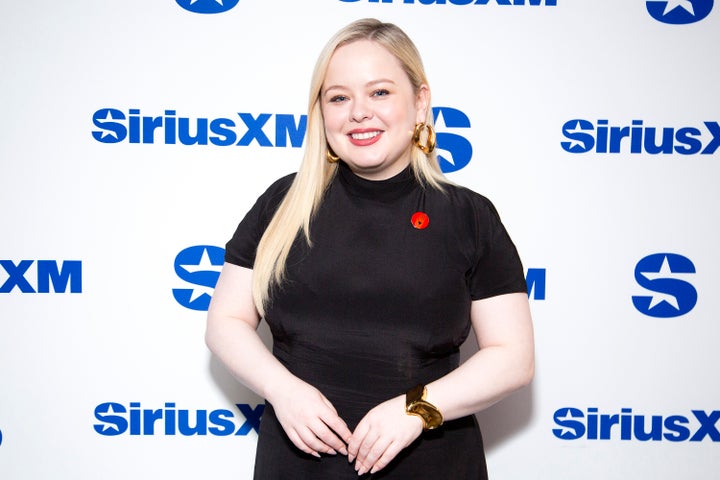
[[322, 78, 397, 96]]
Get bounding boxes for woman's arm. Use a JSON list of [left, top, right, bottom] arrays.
[[348, 292, 534, 475], [205, 263, 352, 457], [426, 292, 535, 418]]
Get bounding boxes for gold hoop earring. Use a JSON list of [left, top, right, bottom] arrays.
[[326, 147, 340, 163], [413, 123, 436, 154]]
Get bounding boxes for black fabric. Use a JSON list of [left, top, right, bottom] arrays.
[[225, 162, 527, 479]]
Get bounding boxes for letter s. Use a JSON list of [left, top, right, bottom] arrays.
[[94, 402, 128, 436], [553, 407, 585, 440], [92, 108, 127, 143], [561, 119, 594, 153]]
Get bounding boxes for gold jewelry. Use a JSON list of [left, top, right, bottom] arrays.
[[405, 384, 443, 430], [412, 123, 436, 154], [326, 147, 340, 163]]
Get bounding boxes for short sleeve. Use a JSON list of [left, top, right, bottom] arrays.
[[467, 196, 527, 301], [224, 174, 295, 268]]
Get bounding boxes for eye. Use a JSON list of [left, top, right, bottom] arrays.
[[329, 95, 348, 103], [372, 89, 390, 97]]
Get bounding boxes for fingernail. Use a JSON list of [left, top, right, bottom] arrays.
[[339, 447, 348, 456], [312, 452, 321, 458]]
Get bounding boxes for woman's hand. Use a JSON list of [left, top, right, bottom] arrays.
[[269, 378, 352, 458], [348, 395, 424, 475], [207, 264, 352, 458]]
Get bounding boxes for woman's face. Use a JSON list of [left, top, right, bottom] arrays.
[[321, 40, 429, 180]]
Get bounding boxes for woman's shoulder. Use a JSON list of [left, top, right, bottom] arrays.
[[432, 181, 498, 215], [254, 172, 297, 207], [264, 172, 297, 195]]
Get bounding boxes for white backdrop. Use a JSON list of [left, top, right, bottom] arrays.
[[1, 0, 718, 478]]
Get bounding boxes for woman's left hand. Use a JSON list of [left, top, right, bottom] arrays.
[[347, 395, 424, 476]]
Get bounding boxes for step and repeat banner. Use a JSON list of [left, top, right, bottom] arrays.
[[1, 0, 718, 478]]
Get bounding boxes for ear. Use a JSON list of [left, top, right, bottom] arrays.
[[415, 84, 430, 123]]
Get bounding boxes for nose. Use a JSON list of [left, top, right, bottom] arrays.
[[351, 99, 372, 122]]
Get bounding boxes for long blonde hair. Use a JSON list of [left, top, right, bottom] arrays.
[[251, 18, 447, 315]]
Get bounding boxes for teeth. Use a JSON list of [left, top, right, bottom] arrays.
[[350, 131, 380, 140]]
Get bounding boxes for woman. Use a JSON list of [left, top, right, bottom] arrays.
[[206, 18, 534, 479]]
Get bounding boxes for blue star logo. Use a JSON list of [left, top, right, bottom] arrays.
[[173, 246, 225, 311], [176, 0, 240, 14], [646, 0, 714, 24], [632, 253, 697, 318]]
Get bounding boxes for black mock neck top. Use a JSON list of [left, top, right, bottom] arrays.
[[225, 161, 526, 479]]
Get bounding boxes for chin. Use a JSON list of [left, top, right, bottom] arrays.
[[345, 158, 385, 171]]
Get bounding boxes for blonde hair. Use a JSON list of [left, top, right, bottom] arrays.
[[251, 18, 447, 315]]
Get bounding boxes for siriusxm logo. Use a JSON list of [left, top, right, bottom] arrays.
[[94, 402, 264, 436], [91, 109, 307, 148], [174, 245, 546, 310], [339, 0, 556, 5], [91, 107, 474, 173], [561, 119, 720, 155], [173, 246, 224, 311], [0, 260, 82, 294], [632, 253, 697, 318], [647, 0, 714, 24], [176, 0, 239, 14], [553, 407, 720, 442]]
